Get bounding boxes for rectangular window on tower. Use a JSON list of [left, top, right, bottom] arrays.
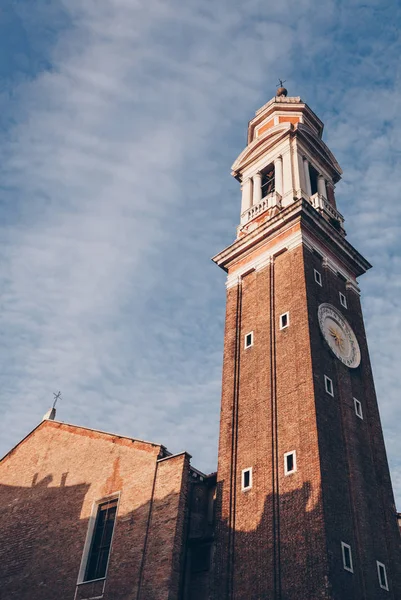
[[354, 398, 363, 420], [261, 164, 275, 198], [314, 269, 322, 286], [279, 312, 290, 330], [244, 332, 254, 349], [341, 542, 354, 573], [241, 467, 253, 491], [81, 498, 118, 583], [324, 375, 334, 397], [377, 561, 389, 590], [339, 292, 347, 308], [284, 451, 297, 475]]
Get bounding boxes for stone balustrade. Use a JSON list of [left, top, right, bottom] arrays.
[[309, 193, 345, 232], [240, 192, 282, 225]]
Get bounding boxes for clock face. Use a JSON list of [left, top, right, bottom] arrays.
[[318, 303, 361, 368]]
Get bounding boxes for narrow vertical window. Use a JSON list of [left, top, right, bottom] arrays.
[[284, 451, 297, 475], [244, 332, 254, 349], [341, 542, 353, 573], [84, 499, 118, 582], [324, 375, 334, 397], [339, 292, 347, 308], [314, 269, 322, 286], [241, 467, 252, 491], [377, 561, 389, 590], [279, 312, 290, 330], [354, 398, 363, 420]]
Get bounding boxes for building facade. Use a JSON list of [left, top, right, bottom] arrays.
[[0, 88, 400, 599]]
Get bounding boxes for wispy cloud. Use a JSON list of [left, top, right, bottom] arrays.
[[1, 0, 401, 505]]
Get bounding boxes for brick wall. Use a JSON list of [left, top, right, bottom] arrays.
[[0, 421, 189, 600]]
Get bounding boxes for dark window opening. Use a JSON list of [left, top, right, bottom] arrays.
[[285, 453, 294, 473], [378, 563, 388, 589], [309, 164, 319, 195], [85, 499, 118, 582], [243, 469, 251, 489], [342, 544, 353, 571], [280, 313, 288, 329], [261, 165, 275, 198], [245, 333, 253, 348]]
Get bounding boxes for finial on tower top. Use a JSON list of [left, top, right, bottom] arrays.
[[276, 79, 288, 97]]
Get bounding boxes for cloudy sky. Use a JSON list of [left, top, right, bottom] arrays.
[[0, 0, 401, 503]]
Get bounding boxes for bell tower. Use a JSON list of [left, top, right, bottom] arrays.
[[212, 87, 401, 599]]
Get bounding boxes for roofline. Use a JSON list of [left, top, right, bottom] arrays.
[[0, 418, 171, 464]]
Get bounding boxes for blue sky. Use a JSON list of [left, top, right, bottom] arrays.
[[1, 0, 401, 504]]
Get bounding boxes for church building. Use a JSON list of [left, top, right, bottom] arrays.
[[0, 87, 400, 600]]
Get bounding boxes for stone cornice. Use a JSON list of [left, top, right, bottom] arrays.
[[212, 199, 371, 280]]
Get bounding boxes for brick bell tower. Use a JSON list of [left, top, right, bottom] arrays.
[[212, 86, 401, 600]]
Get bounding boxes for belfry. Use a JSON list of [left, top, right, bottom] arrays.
[[212, 86, 401, 599]]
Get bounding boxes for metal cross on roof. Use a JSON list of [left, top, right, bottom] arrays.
[[52, 391, 62, 409]]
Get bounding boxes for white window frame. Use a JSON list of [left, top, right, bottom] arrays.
[[314, 269, 322, 286], [241, 467, 253, 491], [339, 291, 347, 308], [279, 312, 290, 330], [244, 331, 254, 349], [354, 398, 363, 420], [377, 561, 389, 591], [341, 542, 354, 573], [77, 492, 120, 585], [284, 451, 297, 476], [324, 375, 334, 397]]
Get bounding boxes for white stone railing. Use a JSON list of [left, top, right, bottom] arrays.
[[240, 192, 282, 225], [309, 193, 345, 230]]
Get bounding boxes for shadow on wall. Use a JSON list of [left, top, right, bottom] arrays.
[[0, 474, 190, 600], [0, 474, 90, 599], [0, 474, 360, 600], [213, 480, 339, 600]]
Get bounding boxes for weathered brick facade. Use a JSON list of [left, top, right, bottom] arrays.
[[0, 420, 213, 600]]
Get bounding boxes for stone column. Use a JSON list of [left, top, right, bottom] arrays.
[[317, 175, 327, 198], [241, 178, 253, 214], [303, 158, 312, 197], [253, 172, 262, 205], [274, 156, 283, 197]]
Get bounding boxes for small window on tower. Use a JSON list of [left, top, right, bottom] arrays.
[[241, 467, 252, 491], [279, 312, 290, 330], [314, 269, 322, 286], [324, 375, 334, 397], [339, 292, 347, 308], [284, 451, 297, 475], [377, 561, 389, 590], [341, 542, 353, 573], [261, 164, 275, 198], [354, 398, 363, 420], [244, 332, 254, 349]]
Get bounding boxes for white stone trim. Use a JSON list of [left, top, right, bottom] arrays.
[[341, 542, 354, 573], [377, 561, 389, 591], [279, 312, 290, 330], [225, 225, 359, 290], [324, 375, 334, 397], [244, 331, 254, 349], [284, 451, 297, 475], [241, 467, 253, 491], [354, 398, 363, 420]]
